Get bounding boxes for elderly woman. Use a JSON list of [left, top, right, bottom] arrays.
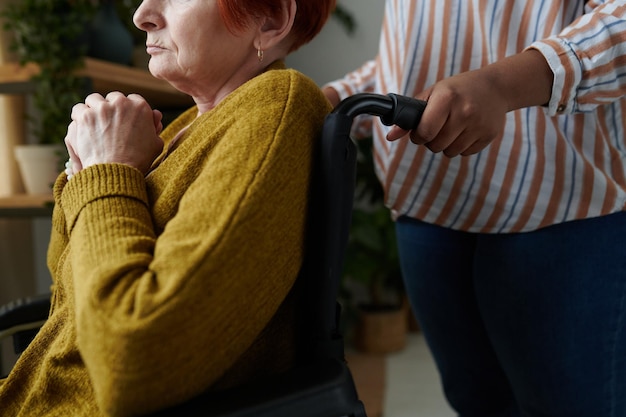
[[0, 0, 335, 415]]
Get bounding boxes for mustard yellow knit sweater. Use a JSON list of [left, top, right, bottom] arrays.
[[0, 63, 332, 416]]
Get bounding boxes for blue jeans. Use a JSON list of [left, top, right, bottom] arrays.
[[395, 212, 626, 417]]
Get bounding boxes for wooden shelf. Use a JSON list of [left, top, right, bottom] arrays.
[[0, 58, 194, 108], [0, 62, 38, 94], [0, 194, 54, 218], [0, 58, 192, 215]]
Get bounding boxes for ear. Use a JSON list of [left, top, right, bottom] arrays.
[[255, 0, 297, 51]]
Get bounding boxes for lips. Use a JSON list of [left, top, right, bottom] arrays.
[[146, 44, 166, 54]]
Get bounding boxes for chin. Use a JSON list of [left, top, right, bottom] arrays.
[[147, 61, 167, 81]]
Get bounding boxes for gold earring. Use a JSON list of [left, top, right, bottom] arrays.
[[257, 47, 264, 63]]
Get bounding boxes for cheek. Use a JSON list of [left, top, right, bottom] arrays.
[[171, 28, 206, 67], [174, 47, 204, 78]]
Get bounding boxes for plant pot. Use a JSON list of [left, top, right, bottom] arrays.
[[354, 304, 407, 354], [14, 144, 67, 195]]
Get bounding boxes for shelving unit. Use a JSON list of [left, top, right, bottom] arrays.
[[0, 57, 194, 213], [0, 57, 194, 108], [0, 195, 53, 218]]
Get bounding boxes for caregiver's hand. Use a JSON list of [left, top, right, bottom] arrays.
[[386, 68, 508, 157], [387, 49, 553, 157]]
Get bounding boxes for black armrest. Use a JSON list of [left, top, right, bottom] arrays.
[[0, 293, 51, 354], [147, 357, 366, 417]]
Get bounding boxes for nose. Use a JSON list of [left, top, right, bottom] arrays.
[[133, 0, 162, 32]]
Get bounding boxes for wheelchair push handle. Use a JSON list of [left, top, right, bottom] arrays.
[[382, 93, 427, 131], [331, 92, 426, 131]]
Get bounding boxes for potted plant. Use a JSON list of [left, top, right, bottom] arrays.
[[342, 137, 408, 354], [332, 3, 357, 35], [1, 0, 97, 194]]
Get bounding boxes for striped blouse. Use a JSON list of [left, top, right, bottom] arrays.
[[325, 0, 626, 233]]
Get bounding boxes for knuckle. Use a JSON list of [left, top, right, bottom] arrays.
[[411, 129, 434, 145], [426, 141, 444, 153], [106, 91, 124, 99], [459, 100, 480, 120], [443, 148, 459, 157]]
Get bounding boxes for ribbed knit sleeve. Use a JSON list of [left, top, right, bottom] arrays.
[[61, 164, 149, 233]]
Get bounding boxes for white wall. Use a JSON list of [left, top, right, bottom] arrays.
[[286, 0, 384, 86]]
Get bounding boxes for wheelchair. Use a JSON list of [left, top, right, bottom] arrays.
[[0, 93, 425, 417]]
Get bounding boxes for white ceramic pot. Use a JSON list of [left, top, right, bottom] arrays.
[[14, 144, 67, 195]]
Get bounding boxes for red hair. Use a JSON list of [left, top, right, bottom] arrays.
[[217, 0, 336, 52]]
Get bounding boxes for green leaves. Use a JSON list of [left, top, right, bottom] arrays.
[[342, 137, 402, 307], [1, 0, 98, 144], [2, 0, 95, 70], [332, 4, 357, 35]]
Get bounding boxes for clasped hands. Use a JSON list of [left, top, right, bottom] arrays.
[[64, 92, 164, 179]]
